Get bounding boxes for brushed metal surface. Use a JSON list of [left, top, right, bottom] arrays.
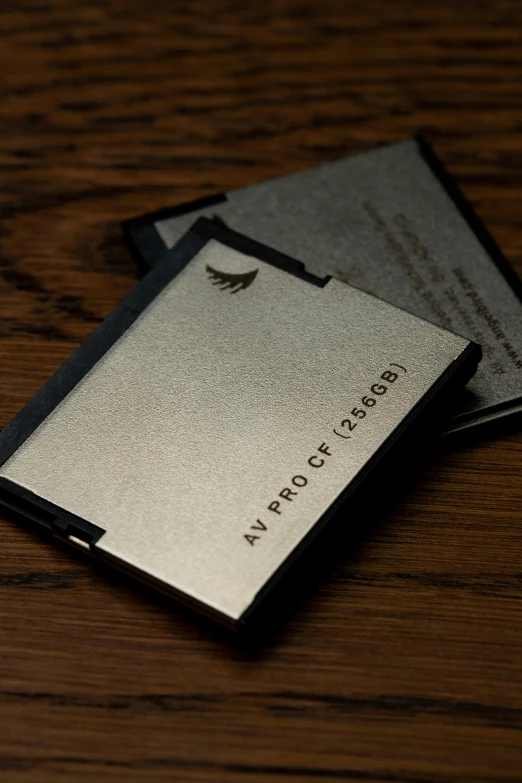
[[0, 240, 471, 623], [149, 140, 522, 433]]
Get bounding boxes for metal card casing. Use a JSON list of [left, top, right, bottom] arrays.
[[123, 139, 522, 436], [0, 220, 481, 626]]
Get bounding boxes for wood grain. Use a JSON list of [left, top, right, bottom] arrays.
[[1, 1, 521, 781]]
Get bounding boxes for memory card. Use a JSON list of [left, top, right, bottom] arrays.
[[0, 219, 480, 628], [123, 138, 522, 436]]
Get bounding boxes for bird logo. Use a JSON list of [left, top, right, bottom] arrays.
[[206, 264, 258, 293]]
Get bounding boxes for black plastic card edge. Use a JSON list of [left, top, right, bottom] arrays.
[[186, 216, 330, 289], [237, 339, 482, 633], [446, 390, 522, 429], [125, 222, 170, 272], [123, 193, 227, 269], [0, 477, 105, 545]]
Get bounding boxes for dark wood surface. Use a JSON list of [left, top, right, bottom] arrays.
[[1, 2, 522, 781]]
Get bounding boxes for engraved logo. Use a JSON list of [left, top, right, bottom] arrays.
[[206, 264, 258, 293]]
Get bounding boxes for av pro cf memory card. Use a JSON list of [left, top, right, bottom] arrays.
[[0, 219, 480, 628]]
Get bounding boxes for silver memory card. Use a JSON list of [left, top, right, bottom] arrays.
[[123, 138, 522, 436], [0, 220, 480, 627]]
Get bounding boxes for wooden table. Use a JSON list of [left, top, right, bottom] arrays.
[[1, 2, 521, 781]]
